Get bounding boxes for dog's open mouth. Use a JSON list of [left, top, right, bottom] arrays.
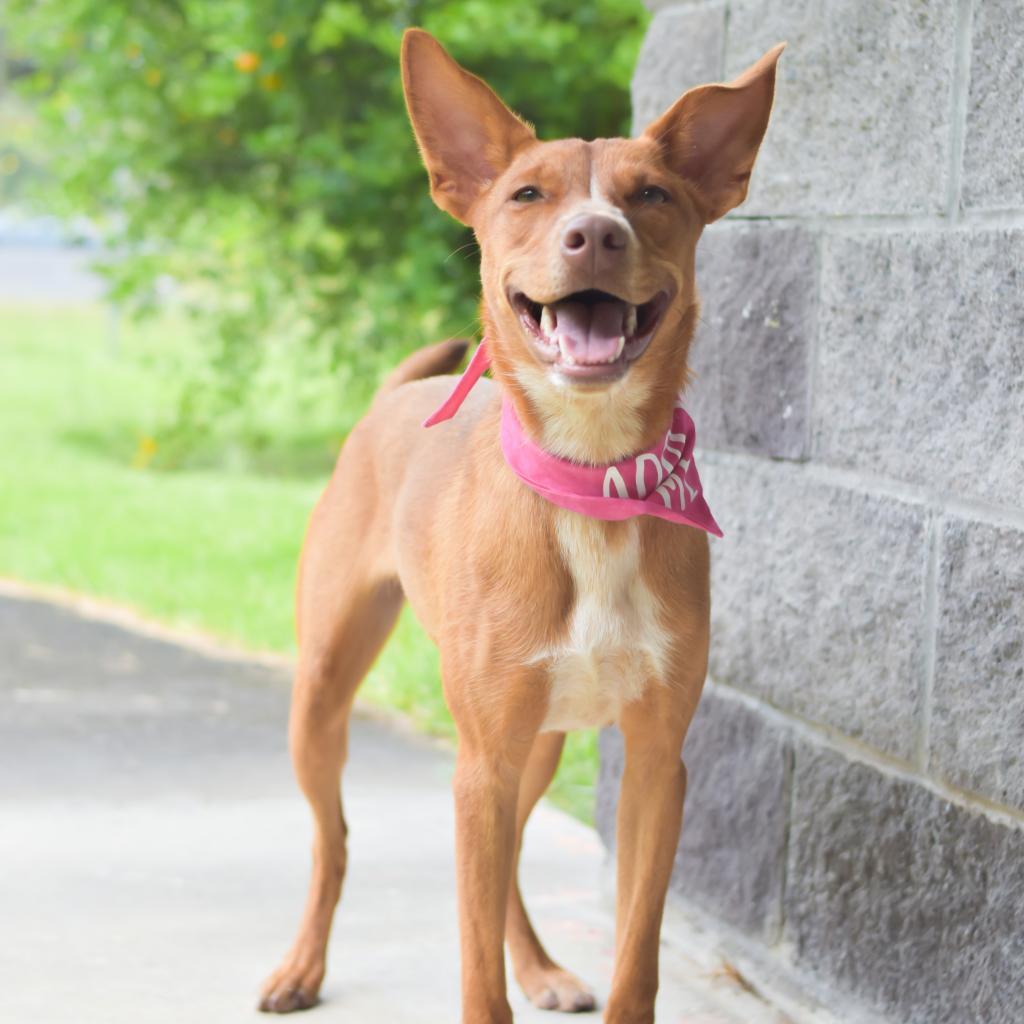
[[510, 288, 669, 381]]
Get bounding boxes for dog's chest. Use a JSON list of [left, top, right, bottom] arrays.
[[537, 514, 668, 733]]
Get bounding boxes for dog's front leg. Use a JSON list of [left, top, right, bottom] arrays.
[[452, 746, 521, 1024], [605, 685, 698, 1024], [446, 662, 549, 1024]]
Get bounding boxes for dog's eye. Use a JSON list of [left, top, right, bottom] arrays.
[[638, 185, 670, 205], [511, 186, 543, 203]]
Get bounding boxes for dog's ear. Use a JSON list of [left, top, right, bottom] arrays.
[[643, 44, 785, 223], [401, 29, 536, 225]]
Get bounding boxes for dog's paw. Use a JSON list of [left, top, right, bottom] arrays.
[[519, 966, 597, 1013], [258, 953, 324, 1014]]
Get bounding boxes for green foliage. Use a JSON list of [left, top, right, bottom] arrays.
[[0, 92, 41, 204], [8, 1, 647, 451]]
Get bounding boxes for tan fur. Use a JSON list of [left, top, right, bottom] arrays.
[[260, 28, 783, 1023]]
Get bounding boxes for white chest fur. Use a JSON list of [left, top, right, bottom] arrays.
[[537, 513, 670, 733]]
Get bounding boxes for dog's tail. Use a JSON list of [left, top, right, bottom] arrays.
[[375, 337, 470, 400]]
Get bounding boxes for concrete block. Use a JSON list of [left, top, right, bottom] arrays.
[[631, 5, 725, 134], [721, 0, 957, 215], [930, 517, 1024, 811], [672, 689, 790, 939], [595, 725, 624, 849], [690, 458, 760, 696], [687, 223, 816, 460], [962, 0, 1024, 210], [596, 690, 791, 941], [813, 229, 1024, 509], [786, 744, 1024, 1024], [700, 457, 929, 762]]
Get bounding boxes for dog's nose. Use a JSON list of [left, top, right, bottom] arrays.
[[560, 214, 628, 271]]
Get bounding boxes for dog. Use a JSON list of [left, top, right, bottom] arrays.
[[259, 28, 783, 1023]]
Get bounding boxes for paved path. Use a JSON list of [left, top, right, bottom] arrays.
[[0, 591, 794, 1023], [0, 244, 107, 304]]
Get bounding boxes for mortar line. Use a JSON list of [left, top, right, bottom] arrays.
[[803, 230, 824, 462], [773, 742, 796, 946], [946, 0, 975, 221], [721, 208, 1024, 231], [705, 679, 1024, 832], [702, 450, 1024, 533], [718, 0, 730, 80], [663, 0, 729, 15], [916, 514, 942, 774]]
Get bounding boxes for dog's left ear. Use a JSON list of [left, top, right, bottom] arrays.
[[643, 44, 785, 223], [402, 29, 536, 225]]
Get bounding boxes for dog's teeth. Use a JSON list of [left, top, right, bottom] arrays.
[[624, 306, 637, 337], [613, 336, 625, 361], [540, 305, 555, 338]]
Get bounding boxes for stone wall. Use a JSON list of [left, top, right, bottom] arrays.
[[597, 3, 1024, 1021]]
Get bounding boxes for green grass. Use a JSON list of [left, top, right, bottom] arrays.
[[0, 302, 598, 820]]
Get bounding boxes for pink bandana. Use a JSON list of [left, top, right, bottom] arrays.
[[423, 342, 722, 537]]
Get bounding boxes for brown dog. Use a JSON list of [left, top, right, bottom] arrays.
[[259, 29, 782, 1023]]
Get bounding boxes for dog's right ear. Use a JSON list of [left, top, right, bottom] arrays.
[[401, 29, 536, 225], [642, 44, 785, 223]]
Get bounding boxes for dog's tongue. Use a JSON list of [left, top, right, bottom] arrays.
[[551, 300, 625, 363]]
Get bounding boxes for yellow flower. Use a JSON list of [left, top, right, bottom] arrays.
[[217, 126, 238, 145], [260, 72, 283, 92], [132, 435, 158, 470], [144, 67, 162, 87], [269, 31, 287, 49], [0, 153, 19, 175], [234, 51, 261, 73], [124, 43, 142, 61]]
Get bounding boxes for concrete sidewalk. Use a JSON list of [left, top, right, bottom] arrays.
[[0, 590, 794, 1023]]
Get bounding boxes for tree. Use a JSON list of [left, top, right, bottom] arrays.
[[10, 0, 646, 442]]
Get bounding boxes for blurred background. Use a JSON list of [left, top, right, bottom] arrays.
[[0, 0, 650, 821]]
